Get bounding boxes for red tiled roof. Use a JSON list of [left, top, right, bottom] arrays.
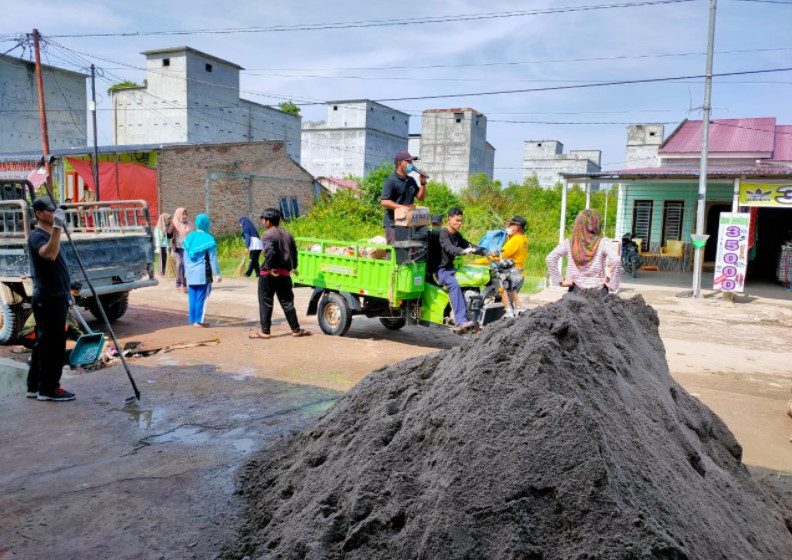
[[774, 125, 792, 162], [659, 118, 776, 155]]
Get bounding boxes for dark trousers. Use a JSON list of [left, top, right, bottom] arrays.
[[245, 250, 261, 277], [258, 274, 301, 334], [28, 295, 69, 394], [158, 249, 168, 276], [173, 247, 186, 288], [384, 227, 396, 245]]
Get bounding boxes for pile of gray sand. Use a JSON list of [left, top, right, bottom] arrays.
[[223, 292, 792, 560]]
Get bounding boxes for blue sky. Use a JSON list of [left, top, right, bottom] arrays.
[[2, 0, 790, 184]]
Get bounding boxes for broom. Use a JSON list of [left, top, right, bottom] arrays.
[[234, 254, 248, 277]]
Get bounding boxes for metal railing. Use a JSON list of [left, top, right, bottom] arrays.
[[0, 200, 30, 238], [0, 199, 152, 239], [62, 200, 152, 235]]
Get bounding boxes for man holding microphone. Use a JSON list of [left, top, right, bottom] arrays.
[[380, 150, 427, 245]]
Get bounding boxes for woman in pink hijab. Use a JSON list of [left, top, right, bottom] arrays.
[[166, 207, 192, 292]]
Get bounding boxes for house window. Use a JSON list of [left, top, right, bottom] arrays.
[[662, 201, 684, 245], [162, 58, 170, 67], [279, 197, 300, 220], [205, 63, 213, 72], [632, 200, 654, 251], [454, 112, 463, 123]]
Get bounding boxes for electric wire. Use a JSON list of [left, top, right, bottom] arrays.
[[20, 1, 697, 39]]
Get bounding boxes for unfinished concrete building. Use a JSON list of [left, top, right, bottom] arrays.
[[522, 140, 601, 188], [112, 47, 301, 161], [625, 123, 665, 168], [300, 100, 409, 178], [417, 108, 494, 192], [0, 54, 87, 153]]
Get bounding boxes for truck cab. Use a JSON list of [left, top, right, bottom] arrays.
[[0, 179, 158, 343]]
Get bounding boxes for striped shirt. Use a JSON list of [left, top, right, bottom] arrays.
[[546, 238, 621, 292]]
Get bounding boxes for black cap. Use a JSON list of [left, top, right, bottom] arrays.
[[394, 150, 418, 164], [32, 196, 56, 212], [507, 215, 526, 228]]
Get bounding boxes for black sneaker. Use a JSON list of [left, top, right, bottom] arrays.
[[26, 390, 38, 399], [37, 387, 76, 401]]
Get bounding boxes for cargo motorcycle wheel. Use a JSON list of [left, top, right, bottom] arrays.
[[379, 317, 406, 330], [317, 292, 352, 336]]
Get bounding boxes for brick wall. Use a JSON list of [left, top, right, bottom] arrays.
[[157, 141, 316, 235]]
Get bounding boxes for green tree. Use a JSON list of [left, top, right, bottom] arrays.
[[106, 80, 140, 95], [278, 101, 301, 115]]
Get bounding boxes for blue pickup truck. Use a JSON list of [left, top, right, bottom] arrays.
[[0, 180, 158, 343]]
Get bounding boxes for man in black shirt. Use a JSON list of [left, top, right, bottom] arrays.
[[249, 208, 311, 340], [27, 196, 76, 401], [437, 208, 479, 333], [380, 150, 427, 244]]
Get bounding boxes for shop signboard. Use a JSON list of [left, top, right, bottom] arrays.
[[739, 182, 792, 207], [713, 212, 750, 293]]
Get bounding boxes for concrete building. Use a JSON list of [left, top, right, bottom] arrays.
[[418, 108, 493, 192], [408, 133, 421, 160], [300, 100, 409, 178], [0, 54, 87, 153], [522, 140, 601, 188], [112, 47, 301, 161], [625, 123, 665, 168]]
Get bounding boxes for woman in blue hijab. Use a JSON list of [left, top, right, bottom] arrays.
[[239, 216, 263, 277], [183, 214, 221, 327]]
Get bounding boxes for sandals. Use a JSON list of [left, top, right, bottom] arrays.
[[248, 330, 311, 339]]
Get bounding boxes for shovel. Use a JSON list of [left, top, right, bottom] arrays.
[[67, 303, 106, 368]]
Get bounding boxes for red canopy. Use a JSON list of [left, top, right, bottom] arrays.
[[67, 158, 159, 224]]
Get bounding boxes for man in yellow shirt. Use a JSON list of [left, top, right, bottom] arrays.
[[500, 215, 528, 316]]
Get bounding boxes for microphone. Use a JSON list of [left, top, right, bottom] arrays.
[[413, 166, 430, 179]]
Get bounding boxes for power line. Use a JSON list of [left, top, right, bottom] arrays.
[[18, 1, 696, 40], [730, 0, 792, 4], [238, 46, 792, 72], [363, 65, 792, 103]]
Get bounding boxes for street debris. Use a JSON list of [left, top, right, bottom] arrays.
[[222, 291, 792, 560]]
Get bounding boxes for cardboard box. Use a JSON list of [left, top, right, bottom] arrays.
[[394, 206, 430, 227]]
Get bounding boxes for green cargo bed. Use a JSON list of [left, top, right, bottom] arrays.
[[293, 237, 426, 305]]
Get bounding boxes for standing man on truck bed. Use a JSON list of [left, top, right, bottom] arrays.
[[380, 150, 427, 245], [27, 197, 76, 401]]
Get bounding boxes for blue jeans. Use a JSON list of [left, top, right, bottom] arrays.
[[437, 267, 468, 326]]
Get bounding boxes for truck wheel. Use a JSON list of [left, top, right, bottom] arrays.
[[379, 317, 406, 330], [0, 301, 22, 344], [88, 293, 130, 322], [317, 292, 352, 336]]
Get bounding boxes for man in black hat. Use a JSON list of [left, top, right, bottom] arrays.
[[27, 196, 76, 401], [380, 150, 427, 245]]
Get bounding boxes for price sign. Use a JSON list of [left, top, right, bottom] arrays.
[[713, 213, 750, 293]]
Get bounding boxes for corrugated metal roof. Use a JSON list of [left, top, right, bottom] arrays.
[[561, 165, 792, 180], [773, 125, 792, 162], [659, 118, 776, 154]]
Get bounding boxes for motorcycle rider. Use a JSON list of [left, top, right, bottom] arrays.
[[437, 208, 480, 333]]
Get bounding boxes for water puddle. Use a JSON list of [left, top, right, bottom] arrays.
[[113, 403, 161, 429], [147, 426, 212, 445]]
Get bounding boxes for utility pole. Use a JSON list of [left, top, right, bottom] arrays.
[[90, 64, 101, 201], [691, 0, 718, 299], [31, 29, 51, 182]]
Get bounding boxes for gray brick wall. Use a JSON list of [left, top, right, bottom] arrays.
[[157, 141, 316, 235]]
